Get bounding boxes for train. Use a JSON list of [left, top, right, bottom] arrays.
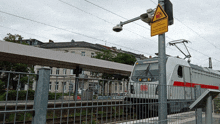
[[124, 56, 220, 118]]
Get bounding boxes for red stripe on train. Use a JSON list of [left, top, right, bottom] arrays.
[[173, 81, 219, 90]]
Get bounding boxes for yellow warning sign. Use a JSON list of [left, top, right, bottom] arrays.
[[151, 17, 168, 37], [152, 4, 168, 23]]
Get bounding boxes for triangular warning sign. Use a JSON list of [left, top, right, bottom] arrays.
[[152, 4, 168, 22]]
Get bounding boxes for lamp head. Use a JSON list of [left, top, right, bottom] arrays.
[[113, 24, 123, 32]]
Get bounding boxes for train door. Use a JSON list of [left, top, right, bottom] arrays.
[[183, 67, 191, 99]]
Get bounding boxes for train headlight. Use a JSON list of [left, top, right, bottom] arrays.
[[139, 78, 142, 82], [147, 78, 151, 81]]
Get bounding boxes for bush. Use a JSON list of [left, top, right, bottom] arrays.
[[0, 90, 35, 101], [48, 92, 62, 100], [0, 90, 63, 101]]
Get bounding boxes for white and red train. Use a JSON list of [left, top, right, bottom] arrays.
[[125, 56, 220, 118]]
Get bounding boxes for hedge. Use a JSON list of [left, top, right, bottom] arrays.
[[0, 90, 64, 101]]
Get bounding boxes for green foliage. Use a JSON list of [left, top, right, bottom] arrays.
[[98, 111, 104, 114], [95, 49, 136, 65], [112, 52, 136, 65], [214, 99, 220, 113], [0, 90, 35, 101], [0, 90, 62, 101], [6, 112, 32, 122], [95, 50, 114, 61], [17, 112, 32, 121], [6, 113, 15, 122], [94, 49, 136, 80], [0, 34, 35, 90], [4, 33, 23, 42], [112, 107, 116, 111], [48, 92, 62, 100], [0, 80, 4, 93], [81, 110, 88, 115], [82, 119, 99, 124], [93, 95, 97, 99]]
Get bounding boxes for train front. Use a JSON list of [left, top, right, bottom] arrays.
[[126, 58, 159, 101], [124, 58, 160, 117]]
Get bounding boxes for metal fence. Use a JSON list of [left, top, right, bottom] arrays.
[[0, 68, 220, 124]]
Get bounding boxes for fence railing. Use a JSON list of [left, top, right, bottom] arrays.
[[0, 69, 220, 124]]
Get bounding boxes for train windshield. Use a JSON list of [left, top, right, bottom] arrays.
[[131, 62, 159, 82]]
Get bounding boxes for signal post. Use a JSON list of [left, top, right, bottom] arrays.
[[157, 0, 167, 123], [112, 1, 173, 123]]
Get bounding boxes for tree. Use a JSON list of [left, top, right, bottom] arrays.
[[0, 34, 35, 91], [94, 49, 114, 61], [3, 33, 23, 43], [94, 50, 136, 95], [112, 52, 136, 65]]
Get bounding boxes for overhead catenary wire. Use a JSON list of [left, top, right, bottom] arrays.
[[84, 0, 150, 30], [0, 10, 152, 56], [147, 0, 220, 64], [58, 0, 154, 43], [81, 0, 220, 64], [81, 1, 220, 66], [0, 25, 51, 41], [83, 0, 178, 52], [81, 0, 176, 51], [149, 0, 220, 51]]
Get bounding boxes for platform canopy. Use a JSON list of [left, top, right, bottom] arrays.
[[0, 40, 133, 76]]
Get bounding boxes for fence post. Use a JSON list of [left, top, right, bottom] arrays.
[[205, 94, 212, 124], [195, 85, 202, 124], [32, 68, 50, 124], [74, 66, 80, 100]]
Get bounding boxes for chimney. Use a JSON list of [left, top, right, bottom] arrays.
[[49, 39, 54, 43], [209, 57, 212, 69]]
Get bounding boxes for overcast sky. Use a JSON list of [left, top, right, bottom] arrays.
[[0, 0, 220, 69]]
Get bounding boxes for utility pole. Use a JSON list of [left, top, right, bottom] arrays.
[[158, 0, 167, 124]]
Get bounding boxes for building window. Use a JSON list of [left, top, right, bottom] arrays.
[[50, 67, 52, 74], [91, 53, 95, 58], [56, 68, 59, 75], [177, 66, 183, 78], [81, 51, 85, 56], [63, 82, 66, 92], [63, 68, 66, 75], [115, 83, 117, 91], [71, 51, 75, 54], [55, 82, 59, 91], [49, 82, 52, 91], [120, 83, 122, 90], [70, 69, 74, 75]]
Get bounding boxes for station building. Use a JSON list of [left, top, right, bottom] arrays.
[[24, 39, 147, 95]]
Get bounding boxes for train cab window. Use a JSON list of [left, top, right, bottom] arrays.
[[177, 66, 183, 78]]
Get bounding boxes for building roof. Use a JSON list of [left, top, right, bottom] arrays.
[[40, 41, 109, 51], [39, 40, 147, 59], [0, 40, 132, 76]]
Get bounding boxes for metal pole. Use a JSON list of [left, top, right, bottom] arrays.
[[32, 68, 50, 124], [195, 85, 202, 124], [205, 94, 213, 124], [74, 66, 80, 100], [158, 0, 167, 124], [120, 16, 141, 25]]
